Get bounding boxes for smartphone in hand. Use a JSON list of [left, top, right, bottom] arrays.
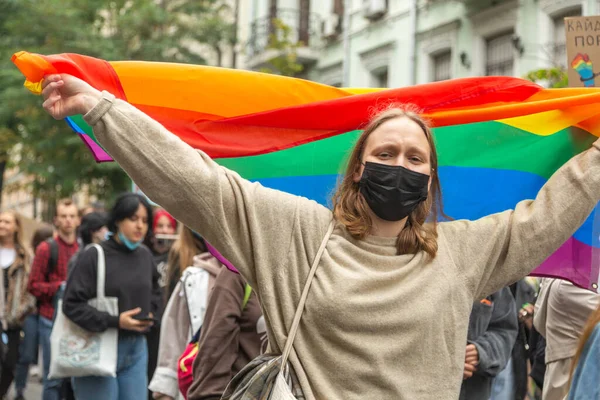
[[133, 314, 158, 323]]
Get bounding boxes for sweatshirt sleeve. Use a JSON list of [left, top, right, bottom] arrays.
[[83, 92, 332, 287], [188, 269, 244, 400], [439, 140, 600, 300], [62, 246, 120, 332], [471, 288, 518, 377]]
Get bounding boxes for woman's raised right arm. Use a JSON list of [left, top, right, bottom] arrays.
[[42, 74, 332, 283]]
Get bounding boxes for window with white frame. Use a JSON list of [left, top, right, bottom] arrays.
[[372, 67, 389, 88], [432, 51, 452, 82], [485, 32, 514, 76], [553, 7, 582, 68]]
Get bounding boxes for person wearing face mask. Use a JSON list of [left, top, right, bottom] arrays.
[[41, 75, 600, 399], [66, 211, 109, 277], [146, 209, 177, 400], [151, 209, 177, 266], [62, 193, 163, 399]]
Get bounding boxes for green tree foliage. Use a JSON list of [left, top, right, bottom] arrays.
[[193, 1, 237, 67], [0, 0, 233, 204], [525, 67, 569, 88], [259, 19, 304, 77]]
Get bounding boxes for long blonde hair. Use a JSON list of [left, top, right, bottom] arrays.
[[0, 210, 26, 252], [166, 227, 207, 290], [331, 105, 445, 258], [570, 302, 600, 386]]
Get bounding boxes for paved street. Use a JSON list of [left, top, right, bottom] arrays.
[[6, 374, 43, 400]]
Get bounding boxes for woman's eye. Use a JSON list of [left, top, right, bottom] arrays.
[[410, 156, 422, 163]]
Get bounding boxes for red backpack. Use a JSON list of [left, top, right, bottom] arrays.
[[177, 284, 253, 399]]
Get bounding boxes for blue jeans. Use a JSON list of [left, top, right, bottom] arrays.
[[490, 356, 515, 400], [14, 314, 39, 395], [72, 335, 148, 400], [39, 315, 63, 400]]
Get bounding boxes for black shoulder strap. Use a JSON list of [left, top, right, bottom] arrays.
[[46, 238, 59, 279]]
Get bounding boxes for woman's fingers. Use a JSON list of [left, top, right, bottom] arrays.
[[464, 363, 476, 372], [132, 320, 153, 332], [123, 307, 142, 317], [41, 80, 64, 100], [41, 74, 61, 90], [42, 96, 61, 118]]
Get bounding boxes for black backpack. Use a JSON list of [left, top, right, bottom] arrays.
[[37, 238, 60, 312], [45, 238, 59, 279]]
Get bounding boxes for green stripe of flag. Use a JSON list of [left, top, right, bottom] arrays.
[[216, 121, 596, 180]]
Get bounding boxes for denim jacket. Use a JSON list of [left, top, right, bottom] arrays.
[[568, 323, 600, 399]]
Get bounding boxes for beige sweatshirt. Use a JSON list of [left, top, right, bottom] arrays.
[[85, 92, 600, 400]]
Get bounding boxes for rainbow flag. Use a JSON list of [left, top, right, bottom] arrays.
[[11, 51, 600, 291]]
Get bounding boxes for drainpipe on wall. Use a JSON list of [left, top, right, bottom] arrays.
[[342, 0, 351, 86], [407, 0, 418, 85], [232, 0, 240, 69]]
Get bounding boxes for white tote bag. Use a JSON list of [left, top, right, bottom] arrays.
[[48, 244, 119, 379]]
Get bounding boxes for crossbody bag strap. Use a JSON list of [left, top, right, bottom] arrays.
[[280, 219, 335, 370], [90, 244, 106, 300]]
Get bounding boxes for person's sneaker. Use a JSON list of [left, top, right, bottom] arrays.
[[29, 365, 41, 378]]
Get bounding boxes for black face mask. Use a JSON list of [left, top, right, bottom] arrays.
[[359, 161, 429, 222]]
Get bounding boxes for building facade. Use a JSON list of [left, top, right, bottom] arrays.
[[240, 0, 600, 87]]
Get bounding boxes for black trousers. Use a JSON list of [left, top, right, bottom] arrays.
[[146, 327, 160, 400], [0, 329, 21, 396]]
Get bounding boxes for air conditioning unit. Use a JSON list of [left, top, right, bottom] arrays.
[[363, 0, 387, 20], [323, 14, 340, 38]]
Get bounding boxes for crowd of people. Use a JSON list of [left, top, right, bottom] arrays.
[[0, 194, 264, 400], [0, 71, 599, 399]]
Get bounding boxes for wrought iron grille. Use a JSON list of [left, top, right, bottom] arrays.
[[485, 32, 514, 76], [554, 8, 581, 68], [247, 8, 322, 58], [432, 51, 452, 81], [372, 68, 389, 88]]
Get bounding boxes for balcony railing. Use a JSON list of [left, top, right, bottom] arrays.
[[247, 8, 322, 59]]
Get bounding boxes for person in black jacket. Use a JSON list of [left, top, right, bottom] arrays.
[[490, 279, 543, 400], [63, 193, 163, 400], [459, 287, 518, 400]]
